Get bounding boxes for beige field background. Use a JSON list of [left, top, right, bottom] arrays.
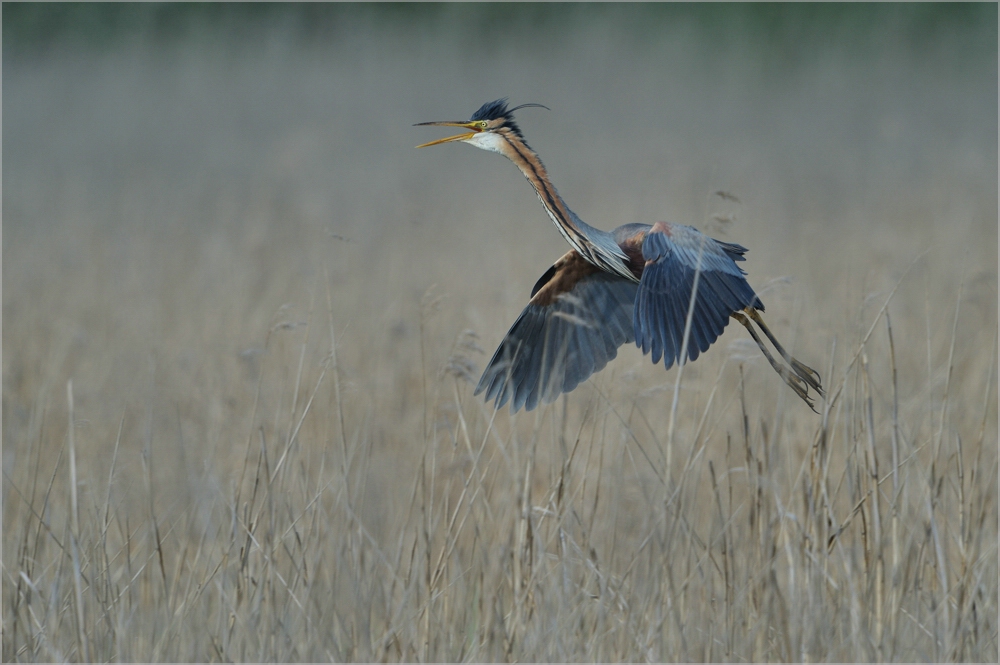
[[3, 5, 997, 662]]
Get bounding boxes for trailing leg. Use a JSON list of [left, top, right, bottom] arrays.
[[732, 310, 819, 411], [744, 308, 824, 395]]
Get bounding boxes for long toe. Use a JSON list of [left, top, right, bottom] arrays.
[[790, 359, 824, 394]]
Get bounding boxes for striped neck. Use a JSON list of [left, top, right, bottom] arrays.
[[491, 129, 633, 280]]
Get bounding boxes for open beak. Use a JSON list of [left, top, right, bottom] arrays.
[[414, 120, 481, 148]]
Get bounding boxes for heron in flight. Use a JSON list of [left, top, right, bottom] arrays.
[[417, 99, 824, 412]]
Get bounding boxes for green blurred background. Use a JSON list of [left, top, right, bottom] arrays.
[[4, 3, 994, 57], [6, 3, 995, 239]]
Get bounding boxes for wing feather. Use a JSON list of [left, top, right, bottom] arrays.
[[634, 223, 763, 370], [475, 251, 638, 412]]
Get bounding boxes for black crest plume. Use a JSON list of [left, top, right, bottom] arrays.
[[471, 98, 549, 139]]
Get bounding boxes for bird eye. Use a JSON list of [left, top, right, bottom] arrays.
[[479, 122, 488, 129]]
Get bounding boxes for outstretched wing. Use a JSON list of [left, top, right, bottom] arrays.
[[634, 222, 763, 369], [475, 250, 638, 413]]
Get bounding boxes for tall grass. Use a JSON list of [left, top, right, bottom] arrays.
[[4, 213, 995, 661], [3, 5, 997, 661]]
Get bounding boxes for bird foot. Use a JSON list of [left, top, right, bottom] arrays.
[[732, 310, 823, 412]]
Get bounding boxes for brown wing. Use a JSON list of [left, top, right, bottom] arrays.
[[475, 250, 638, 412]]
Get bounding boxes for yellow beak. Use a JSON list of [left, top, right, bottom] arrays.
[[414, 120, 482, 148]]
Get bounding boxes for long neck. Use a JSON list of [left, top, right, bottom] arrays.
[[494, 129, 633, 280]]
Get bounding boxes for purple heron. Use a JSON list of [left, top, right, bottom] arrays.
[[417, 99, 823, 413]]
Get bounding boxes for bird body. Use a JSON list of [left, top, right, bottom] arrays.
[[417, 99, 824, 412]]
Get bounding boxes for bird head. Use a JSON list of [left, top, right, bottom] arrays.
[[415, 98, 548, 152]]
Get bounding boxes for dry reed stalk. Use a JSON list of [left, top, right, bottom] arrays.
[[861, 352, 884, 655], [324, 265, 350, 493], [885, 312, 902, 656], [66, 380, 90, 662], [712, 458, 733, 659], [932, 277, 969, 659], [285, 285, 314, 451], [825, 252, 926, 412], [934, 273, 965, 463], [665, 237, 706, 485], [271, 364, 327, 483]]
